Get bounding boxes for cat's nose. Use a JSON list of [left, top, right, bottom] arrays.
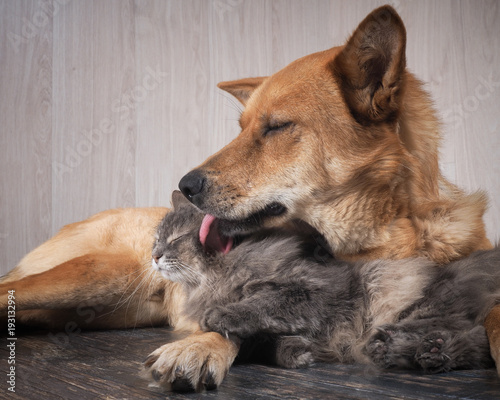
[[153, 254, 161, 263], [179, 169, 206, 204]]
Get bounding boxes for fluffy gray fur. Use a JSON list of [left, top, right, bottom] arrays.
[[152, 191, 497, 373]]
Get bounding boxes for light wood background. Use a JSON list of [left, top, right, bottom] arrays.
[[1, 0, 499, 274]]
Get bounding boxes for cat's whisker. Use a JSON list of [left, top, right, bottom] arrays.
[[113, 264, 154, 313], [95, 267, 150, 320], [200, 277, 218, 295], [177, 263, 202, 285], [127, 266, 162, 328], [133, 266, 159, 328], [175, 261, 216, 290], [99, 261, 163, 322], [177, 261, 218, 295], [153, 256, 205, 289], [125, 267, 157, 313], [108, 267, 149, 313]]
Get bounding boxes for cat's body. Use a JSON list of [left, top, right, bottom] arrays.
[[152, 192, 498, 372]]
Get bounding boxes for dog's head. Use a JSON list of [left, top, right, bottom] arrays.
[[179, 6, 409, 247]]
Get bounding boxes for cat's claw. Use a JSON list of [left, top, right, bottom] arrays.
[[201, 305, 257, 338]]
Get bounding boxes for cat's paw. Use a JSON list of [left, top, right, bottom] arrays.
[[141, 332, 238, 392], [201, 305, 256, 338], [366, 324, 424, 370], [365, 326, 396, 368], [416, 331, 452, 373], [275, 336, 314, 369]]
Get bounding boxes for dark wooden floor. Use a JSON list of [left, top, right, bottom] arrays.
[[2, 327, 500, 399]]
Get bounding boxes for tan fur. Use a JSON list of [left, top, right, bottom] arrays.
[[199, 59, 491, 264], [485, 307, 500, 375], [141, 331, 239, 391], [1, 5, 497, 390], [0, 207, 190, 330], [2, 207, 167, 283]]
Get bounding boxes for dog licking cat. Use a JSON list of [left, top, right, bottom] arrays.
[[147, 191, 496, 380]]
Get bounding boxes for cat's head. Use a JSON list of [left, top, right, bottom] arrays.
[[152, 191, 215, 285]]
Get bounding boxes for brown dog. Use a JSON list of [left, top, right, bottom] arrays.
[[1, 5, 497, 391]]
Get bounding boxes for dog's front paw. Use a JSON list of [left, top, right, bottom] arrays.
[[201, 305, 255, 338], [141, 331, 239, 392]]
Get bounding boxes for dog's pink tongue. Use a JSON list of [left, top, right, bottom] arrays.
[[199, 214, 233, 254]]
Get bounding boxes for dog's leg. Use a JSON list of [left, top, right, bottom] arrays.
[[485, 305, 500, 375], [0, 253, 171, 329], [142, 330, 239, 392]]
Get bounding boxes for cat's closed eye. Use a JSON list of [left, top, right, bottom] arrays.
[[166, 232, 189, 245]]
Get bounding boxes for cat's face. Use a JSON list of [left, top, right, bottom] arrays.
[[152, 191, 206, 285]]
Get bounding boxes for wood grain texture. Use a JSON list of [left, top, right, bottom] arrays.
[[0, 0, 52, 272], [1, 327, 499, 399], [52, 0, 137, 231], [1, 0, 499, 273]]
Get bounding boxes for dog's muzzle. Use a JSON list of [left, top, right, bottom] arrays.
[[179, 169, 288, 238]]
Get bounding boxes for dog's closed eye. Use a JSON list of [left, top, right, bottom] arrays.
[[263, 121, 293, 137]]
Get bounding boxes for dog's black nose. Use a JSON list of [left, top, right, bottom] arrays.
[[179, 170, 206, 202]]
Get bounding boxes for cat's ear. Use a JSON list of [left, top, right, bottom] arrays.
[[171, 190, 194, 211]]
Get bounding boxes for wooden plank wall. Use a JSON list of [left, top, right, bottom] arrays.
[[1, 0, 499, 274]]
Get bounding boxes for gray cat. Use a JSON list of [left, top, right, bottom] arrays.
[[152, 191, 497, 372]]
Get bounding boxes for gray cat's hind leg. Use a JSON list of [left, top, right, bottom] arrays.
[[364, 325, 420, 369], [275, 336, 314, 369], [416, 326, 494, 373]]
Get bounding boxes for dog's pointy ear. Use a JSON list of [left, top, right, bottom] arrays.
[[332, 5, 406, 124], [217, 77, 267, 105], [171, 190, 193, 210]]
